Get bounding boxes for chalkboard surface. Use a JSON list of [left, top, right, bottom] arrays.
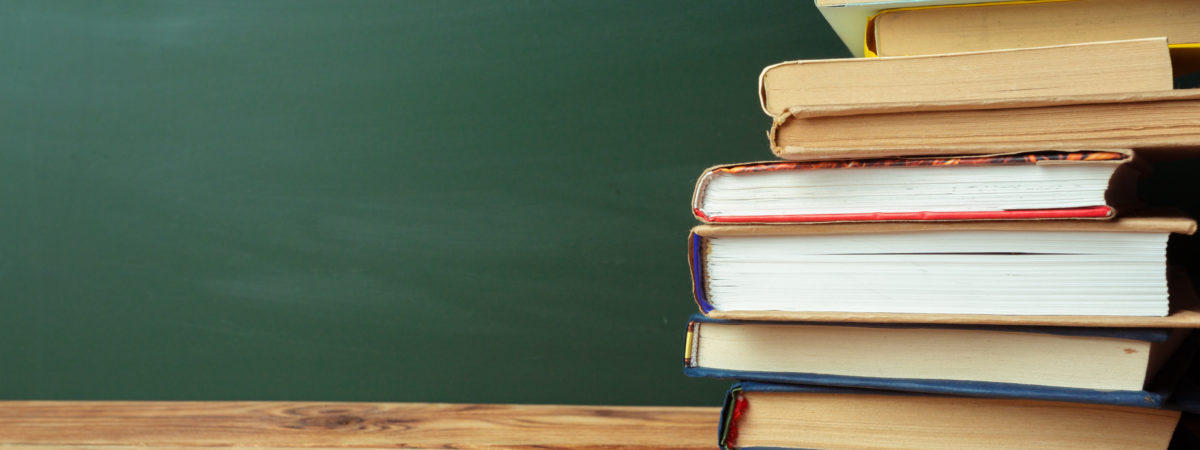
[[0, 1, 847, 404]]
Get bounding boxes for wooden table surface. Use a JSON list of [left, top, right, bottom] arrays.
[[0, 402, 720, 449]]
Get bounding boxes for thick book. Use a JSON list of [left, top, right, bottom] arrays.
[[684, 314, 1195, 408], [692, 150, 1138, 224], [758, 38, 1173, 116], [811, 0, 1024, 58], [689, 217, 1197, 318], [870, 0, 1200, 62], [768, 90, 1200, 160], [716, 382, 1183, 450]]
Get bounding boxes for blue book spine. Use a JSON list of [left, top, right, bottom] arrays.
[[690, 366, 1166, 409], [689, 232, 713, 313], [685, 314, 1183, 409]]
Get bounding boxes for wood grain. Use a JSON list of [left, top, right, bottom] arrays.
[[0, 402, 720, 449]]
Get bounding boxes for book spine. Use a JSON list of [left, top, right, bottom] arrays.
[[689, 232, 713, 314], [683, 320, 697, 367], [685, 366, 1166, 409], [718, 383, 744, 450]]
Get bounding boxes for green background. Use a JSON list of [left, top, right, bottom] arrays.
[[0, 1, 848, 404]]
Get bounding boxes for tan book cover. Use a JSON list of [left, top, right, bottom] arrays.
[[758, 38, 1172, 116], [768, 90, 1200, 160], [722, 386, 1180, 449], [872, 0, 1200, 58]]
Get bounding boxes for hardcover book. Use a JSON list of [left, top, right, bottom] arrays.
[[689, 216, 1197, 318], [692, 150, 1138, 224], [870, 0, 1200, 62], [684, 314, 1195, 408], [758, 38, 1172, 115], [716, 382, 1183, 449], [812, 0, 1024, 58], [768, 90, 1200, 160]]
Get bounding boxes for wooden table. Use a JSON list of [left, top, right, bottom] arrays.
[[0, 402, 720, 449]]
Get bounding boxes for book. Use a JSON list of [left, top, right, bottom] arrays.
[[758, 38, 1173, 116], [689, 217, 1197, 317], [692, 150, 1139, 224], [812, 0, 1025, 58], [716, 382, 1182, 450], [768, 90, 1200, 161], [684, 314, 1194, 407], [871, 0, 1200, 61]]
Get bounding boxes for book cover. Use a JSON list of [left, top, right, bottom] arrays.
[[757, 38, 1172, 116], [768, 90, 1200, 160], [868, 0, 1200, 60], [812, 0, 1030, 57]]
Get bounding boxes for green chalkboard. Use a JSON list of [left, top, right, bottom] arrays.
[[0, 0, 848, 405]]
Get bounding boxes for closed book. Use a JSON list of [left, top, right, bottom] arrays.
[[690, 216, 1197, 318], [692, 150, 1138, 224], [758, 38, 1173, 116], [684, 314, 1196, 408], [768, 90, 1200, 161], [870, 0, 1200, 65], [811, 0, 1025, 58], [717, 381, 1184, 450]]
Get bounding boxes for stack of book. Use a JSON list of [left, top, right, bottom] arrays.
[[683, 0, 1200, 448]]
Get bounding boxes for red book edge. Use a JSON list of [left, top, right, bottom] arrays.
[[695, 206, 1115, 223]]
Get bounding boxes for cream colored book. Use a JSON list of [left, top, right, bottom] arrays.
[[873, 0, 1200, 59], [685, 316, 1191, 400], [718, 382, 1181, 450], [768, 90, 1200, 160], [758, 38, 1172, 116], [812, 0, 1024, 57]]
